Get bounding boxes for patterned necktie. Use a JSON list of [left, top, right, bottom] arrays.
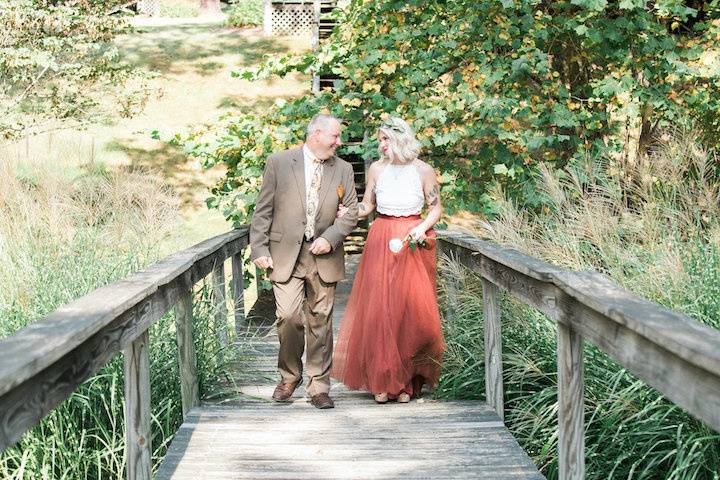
[[305, 158, 324, 241]]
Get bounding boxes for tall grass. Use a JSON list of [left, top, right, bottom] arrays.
[[437, 130, 720, 479], [0, 152, 234, 478]]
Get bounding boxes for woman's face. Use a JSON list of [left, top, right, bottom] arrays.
[[378, 130, 390, 156]]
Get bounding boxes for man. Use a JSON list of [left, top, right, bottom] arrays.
[[250, 114, 359, 409]]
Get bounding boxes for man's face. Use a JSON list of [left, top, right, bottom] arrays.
[[312, 120, 342, 160]]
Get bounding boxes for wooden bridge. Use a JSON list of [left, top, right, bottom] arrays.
[[1, 227, 719, 479]]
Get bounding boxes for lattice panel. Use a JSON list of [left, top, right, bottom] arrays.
[[138, 0, 160, 16], [271, 3, 314, 36]]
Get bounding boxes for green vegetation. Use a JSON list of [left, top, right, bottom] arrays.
[[186, 0, 720, 225], [0, 157, 234, 478], [158, 0, 200, 18], [227, 0, 264, 28], [0, 18, 309, 477], [0, 0, 152, 141], [437, 131, 720, 479]]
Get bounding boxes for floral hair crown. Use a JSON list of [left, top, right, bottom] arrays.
[[380, 119, 404, 133]]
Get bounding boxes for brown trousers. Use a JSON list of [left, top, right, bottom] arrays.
[[272, 241, 336, 396]]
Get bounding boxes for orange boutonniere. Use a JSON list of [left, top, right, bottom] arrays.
[[336, 184, 345, 200]]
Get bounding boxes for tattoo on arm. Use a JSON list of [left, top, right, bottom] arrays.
[[359, 204, 367, 214], [426, 183, 440, 207]]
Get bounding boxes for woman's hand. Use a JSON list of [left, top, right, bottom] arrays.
[[407, 224, 427, 243], [336, 203, 349, 218]]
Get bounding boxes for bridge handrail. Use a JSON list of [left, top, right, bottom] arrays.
[[438, 229, 720, 480], [0, 228, 250, 479]]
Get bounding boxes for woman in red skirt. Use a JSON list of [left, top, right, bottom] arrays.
[[332, 116, 445, 404]]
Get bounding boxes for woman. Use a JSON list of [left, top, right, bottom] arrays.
[[332, 116, 445, 404]]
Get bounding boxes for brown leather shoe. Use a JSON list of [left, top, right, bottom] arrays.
[[272, 379, 302, 402], [310, 392, 335, 409]]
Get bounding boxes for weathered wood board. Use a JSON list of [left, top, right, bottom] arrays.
[[157, 255, 544, 480]]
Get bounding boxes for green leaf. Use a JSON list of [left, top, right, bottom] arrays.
[[570, 0, 608, 11], [494, 164, 509, 175]]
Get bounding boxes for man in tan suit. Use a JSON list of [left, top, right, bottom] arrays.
[[250, 114, 359, 409]]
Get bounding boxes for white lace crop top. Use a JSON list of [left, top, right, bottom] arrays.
[[375, 163, 425, 216]]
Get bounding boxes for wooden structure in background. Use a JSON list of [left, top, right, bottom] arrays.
[[137, 0, 160, 16], [264, 0, 336, 36]]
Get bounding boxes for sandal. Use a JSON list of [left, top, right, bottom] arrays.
[[374, 392, 388, 404]]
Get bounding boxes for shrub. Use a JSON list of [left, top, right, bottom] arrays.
[[226, 0, 263, 28]]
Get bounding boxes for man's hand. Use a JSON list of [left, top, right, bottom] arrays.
[[253, 256, 274, 270], [309, 237, 332, 255], [336, 203, 349, 218]]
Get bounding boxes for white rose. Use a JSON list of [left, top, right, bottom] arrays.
[[388, 238, 404, 253]]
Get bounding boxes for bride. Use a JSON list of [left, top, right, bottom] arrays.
[[332, 116, 445, 403]]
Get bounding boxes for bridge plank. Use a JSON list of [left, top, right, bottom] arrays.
[[157, 256, 545, 480]]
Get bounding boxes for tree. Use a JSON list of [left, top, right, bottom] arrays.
[[183, 0, 720, 226], [0, 0, 152, 142]]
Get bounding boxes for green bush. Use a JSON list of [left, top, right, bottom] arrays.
[[227, 0, 263, 28], [182, 0, 720, 227]]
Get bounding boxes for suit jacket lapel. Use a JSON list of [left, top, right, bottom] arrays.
[[290, 147, 307, 213], [316, 155, 339, 219]]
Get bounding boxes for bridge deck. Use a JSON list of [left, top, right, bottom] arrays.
[[157, 257, 544, 479]]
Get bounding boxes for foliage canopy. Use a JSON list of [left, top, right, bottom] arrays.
[[187, 0, 720, 224]]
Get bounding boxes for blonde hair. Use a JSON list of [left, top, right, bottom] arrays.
[[377, 117, 421, 164]]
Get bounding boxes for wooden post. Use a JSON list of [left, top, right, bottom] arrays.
[[482, 278, 504, 421], [557, 322, 585, 480], [212, 261, 229, 348], [263, 0, 272, 36], [231, 252, 245, 334], [175, 290, 199, 417], [124, 330, 152, 480], [311, 0, 321, 93]]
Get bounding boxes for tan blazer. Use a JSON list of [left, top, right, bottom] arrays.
[[250, 146, 359, 283]]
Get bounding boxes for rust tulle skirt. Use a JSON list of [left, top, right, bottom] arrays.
[[331, 214, 445, 398]]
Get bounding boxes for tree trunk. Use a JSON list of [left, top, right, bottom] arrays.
[[199, 0, 222, 15]]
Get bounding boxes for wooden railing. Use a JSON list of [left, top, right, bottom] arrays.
[[3, 226, 718, 480], [437, 229, 720, 480], [0, 228, 250, 480]]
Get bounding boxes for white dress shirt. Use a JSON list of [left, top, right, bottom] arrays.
[[302, 144, 322, 204]]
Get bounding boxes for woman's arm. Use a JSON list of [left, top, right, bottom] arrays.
[[357, 163, 379, 219], [408, 162, 442, 241]]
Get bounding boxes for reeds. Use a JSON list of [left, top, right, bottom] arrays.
[[437, 129, 720, 479], [0, 149, 233, 478]]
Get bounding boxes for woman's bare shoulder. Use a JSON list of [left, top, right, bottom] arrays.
[[367, 160, 385, 179], [413, 159, 436, 178]]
